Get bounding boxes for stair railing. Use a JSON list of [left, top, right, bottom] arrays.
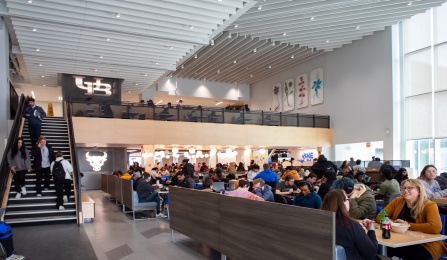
[[64, 101, 82, 224], [0, 95, 27, 215]]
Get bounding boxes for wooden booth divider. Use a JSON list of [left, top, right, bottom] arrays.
[[169, 187, 335, 260], [101, 174, 108, 194]]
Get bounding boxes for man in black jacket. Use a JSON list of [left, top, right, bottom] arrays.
[[31, 136, 55, 197], [311, 154, 337, 179], [135, 173, 165, 218], [181, 159, 194, 179], [23, 97, 47, 146], [177, 172, 195, 189]]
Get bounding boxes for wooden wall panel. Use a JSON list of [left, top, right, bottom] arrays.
[[73, 117, 332, 147], [101, 174, 108, 193], [169, 187, 221, 250], [219, 196, 335, 260]]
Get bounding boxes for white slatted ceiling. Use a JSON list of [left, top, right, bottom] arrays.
[[4, 0, 246, 91]]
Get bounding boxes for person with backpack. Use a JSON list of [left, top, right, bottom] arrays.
[[50, 151, 73, 210], [0, 219, 25, 260], [311, 154, 337, 179]]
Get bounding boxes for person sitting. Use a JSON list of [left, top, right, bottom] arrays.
[[135, 173, 165, 218], [187, 109, 198, 121], [227, 179, 264, 201], [200, 179, 214, 193], [202, 169, 213, 182], [305, 172, 319, 192], [213, 169, 223, 181], [207, 111, 218, 122], [121, 171, 132, 180], [352, 159, 366, 174], [317, 170, 337, 201], [332, 177, 376, 220], [158, 107, 170, 120], [417, 164, 447, 200], [379, 160, 398, 175], [252, 178, 274, 202], [281, 166, 300, 181], [247, 164, 260, 181], [375, 168, 400, 206], [354, 172, 366, 184], [200, 162, 209, 173], [253, 163, 278, 183], [377, 179, 447, 260], [147, 100, 154, 107], [293, 181, 322, 209], [177, 171, 195, 189], [226, 172, 236, 180], [322, 190, 378, 260], [236, 162, 245, 171], [395, 167, 409, 185], [276, 175, 298, 196]]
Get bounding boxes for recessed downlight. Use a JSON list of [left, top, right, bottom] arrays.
[[36, 48, 40, 51], [32, 28, 37, 32]]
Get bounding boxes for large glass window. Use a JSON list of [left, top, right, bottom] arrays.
[[403, 4, 447, 173]]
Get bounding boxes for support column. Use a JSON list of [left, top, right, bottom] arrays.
[[0, 17, 10, 159]]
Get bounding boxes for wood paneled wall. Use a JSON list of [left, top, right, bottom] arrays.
[[73, 117, 332, 148], [169, 187, 335, 260]]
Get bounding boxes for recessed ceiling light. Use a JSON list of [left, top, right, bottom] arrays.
[[38, 63, 42, 66], [32, 28, 37, 32], [268, 65, 272, 69], [258, 5, 262, 10], [189, 25, 194, 29], [99, 55, 103, 58], [407, 1, 412, 5], [27, 0, 32, 3], [194, 54, 197, 58], [234, 24, 238, 28], [326, 40, 330, 43], [250, 74, 253, 78], [218, 0, 222, 2], [36, 48, 40, 51], [233, 60, 236, 63], [356, 26, 360, 30], [155, 62, 159, 65], [42, 85, 46, 87], [135, 83, 138, 86], [181, 65, 184, 69], [115, 13, 121, 18], [94, 69, 98, 72], [291, 55, 294, 58], [310, 16, 315, 21], [41, 75, 44, 78], [170, 46, 174, 50], [217, 70, 220, 73], [144, 74, 147, 76], [253, 48, 256, 52], [128, 91, 131, 93], [106, 38, 111, 41], [210, 40, 214, 45], [228, 34, 232, 39], [282, 32, 287, 36]]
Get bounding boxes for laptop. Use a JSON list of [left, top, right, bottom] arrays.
[[212, 182, 225, 192]]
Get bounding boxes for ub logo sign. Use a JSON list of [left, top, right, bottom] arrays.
[[86, 152, 107, 171], [74, 76, 112, 96]]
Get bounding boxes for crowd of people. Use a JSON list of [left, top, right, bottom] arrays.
[[117, 154, 447, 260]]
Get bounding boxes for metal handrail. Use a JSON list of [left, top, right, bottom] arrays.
[[65, 101, 82, 224], [0, 95, 26, 208]]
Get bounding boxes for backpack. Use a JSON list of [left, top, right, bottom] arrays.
[[0, 221, 12, 239], [52, 160, 65, 181]]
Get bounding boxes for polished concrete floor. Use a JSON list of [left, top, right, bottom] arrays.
[[13, 190, 222, 260]]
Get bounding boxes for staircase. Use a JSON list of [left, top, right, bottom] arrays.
[[5, 117, 77, 226]]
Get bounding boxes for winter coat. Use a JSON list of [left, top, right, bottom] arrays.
[[311, 155, 337, 179], [350, 184, 377, 220]]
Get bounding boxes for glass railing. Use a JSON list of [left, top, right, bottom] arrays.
[[70, 101, 330, 129]]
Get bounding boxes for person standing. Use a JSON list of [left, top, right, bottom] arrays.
[[22, 97, 46, 146], [7, 138, 31, 198], [50, 151, 73, 210], [31, 136, 55, 197]]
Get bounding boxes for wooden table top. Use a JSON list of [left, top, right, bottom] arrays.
[[375, 228, 447, 248], [432, 197, 447, 204]]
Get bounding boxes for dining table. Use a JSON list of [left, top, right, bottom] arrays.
[[374, 226, 447, 255]]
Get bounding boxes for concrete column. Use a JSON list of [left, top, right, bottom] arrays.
[[0, 17, 10, 159], [141, 145, 155, 172]]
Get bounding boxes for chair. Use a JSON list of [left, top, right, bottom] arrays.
[[138, 114, 146, 120], [389, 193, 401, 203], [164, 194, 170, 220], [265, 182, 277, 192], [274, 194, 288, 204], [335, 245, 347, 260], [376, 206, 383, 215], [440, 214, 446, 235]]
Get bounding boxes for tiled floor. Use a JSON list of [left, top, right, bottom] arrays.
[[13, 190, 222, 260]]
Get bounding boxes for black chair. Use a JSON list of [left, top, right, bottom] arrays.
[[265, 182, 277, 192], [274, 194, 288, 204]]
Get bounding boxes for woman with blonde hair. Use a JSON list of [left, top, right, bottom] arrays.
[[376, 179, 447, 259]]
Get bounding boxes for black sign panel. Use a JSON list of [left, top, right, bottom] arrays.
[[61, 73, 123, 102]]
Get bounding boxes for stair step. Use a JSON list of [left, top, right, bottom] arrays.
[[6, 208, 76, 216], [6, 216, 77, 226], [7, 202, 75, 210], [9, 190, 74, 195]]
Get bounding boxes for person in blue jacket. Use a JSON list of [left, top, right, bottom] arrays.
[[23, 97, 46, 146], [252, 178, 274, 202], [293, 181, 322, 209], [253, 163, 278, 183]]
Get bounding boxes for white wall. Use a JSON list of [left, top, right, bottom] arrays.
[[250, 28, 394, 159], [142, 77, 250, 101]]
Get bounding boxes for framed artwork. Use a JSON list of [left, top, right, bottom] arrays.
[[296, 74, 308, 109], [283, 79, 294, 111], [272, 83, 282, 112], [310, 68, 324, 105]]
